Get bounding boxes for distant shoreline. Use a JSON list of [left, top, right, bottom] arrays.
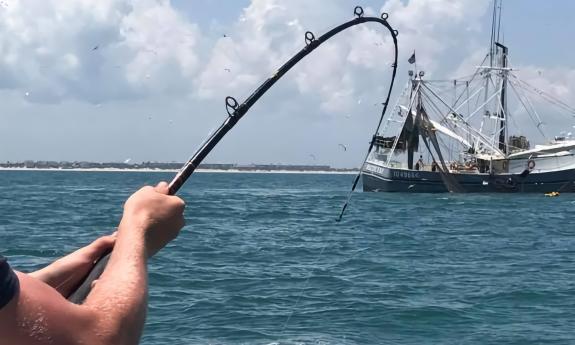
[[0, 167, 358, 175]]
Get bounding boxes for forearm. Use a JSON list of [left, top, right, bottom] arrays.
[[29, 257, 93, 297], [83, 220, 149, 345], [29, 235, 116, 297]]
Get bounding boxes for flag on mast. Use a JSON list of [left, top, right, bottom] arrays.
[[408, 51, 416, 64]]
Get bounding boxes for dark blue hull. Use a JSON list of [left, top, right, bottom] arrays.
[[362, 163, 575, 193]]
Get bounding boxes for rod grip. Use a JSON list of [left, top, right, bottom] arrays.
[[67, 250, 112, 304]]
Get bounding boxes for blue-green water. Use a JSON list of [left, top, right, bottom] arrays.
[[1, 170, 574, 344]]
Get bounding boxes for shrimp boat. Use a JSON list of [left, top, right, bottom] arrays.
[[362, 1, 575, 193]]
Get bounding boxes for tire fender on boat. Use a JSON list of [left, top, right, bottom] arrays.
[[527, 159, 536, 170]]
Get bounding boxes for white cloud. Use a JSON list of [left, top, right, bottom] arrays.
[[0, 0, 492, 108], [195, 0, 494, 116], [0, 0, 201, 103], [119, 0, 201, 90], [1, 0, 574, 166], [381, 0, 490, 73]]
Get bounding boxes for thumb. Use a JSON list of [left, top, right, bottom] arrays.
[[155, 181, 170, 195]]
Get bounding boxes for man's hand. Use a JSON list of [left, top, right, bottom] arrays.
[[1, 182, 187, 345], [29, 234, 116, 297], [119, 181, 185, 257]]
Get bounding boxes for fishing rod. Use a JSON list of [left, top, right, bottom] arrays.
[[68, 6, 399, 304]]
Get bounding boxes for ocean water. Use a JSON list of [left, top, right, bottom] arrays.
[[1, 170, 574, 345]]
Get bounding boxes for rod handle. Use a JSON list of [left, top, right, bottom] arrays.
[[67, 250, 112, 304]]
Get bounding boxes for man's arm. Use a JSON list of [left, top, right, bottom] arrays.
[[0, 182, 185, 345], [29, 234, 116, 298]]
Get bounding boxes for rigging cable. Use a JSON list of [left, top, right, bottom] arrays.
[[67, 6, 400, 311], [507, 79, 548, 140], [511, 74, 575, 115]]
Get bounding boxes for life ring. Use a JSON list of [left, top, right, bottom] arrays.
[[527, 159, 536, 170]]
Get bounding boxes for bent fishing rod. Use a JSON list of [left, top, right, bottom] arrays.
[[68, 6, 399, 304]]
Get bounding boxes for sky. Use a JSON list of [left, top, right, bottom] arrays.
[[1, 0, 574, 168]]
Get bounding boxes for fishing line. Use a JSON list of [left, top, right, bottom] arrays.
[[68, 9, 400, 339]]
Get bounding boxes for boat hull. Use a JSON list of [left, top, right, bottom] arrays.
[[362, 163, 575, 193]]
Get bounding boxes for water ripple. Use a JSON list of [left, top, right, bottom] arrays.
[[1, 171, 574, 344]]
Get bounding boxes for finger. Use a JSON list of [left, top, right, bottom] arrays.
[[87, 235, 116, 260], [173, 197, 186, 212], [96, 234, 116, 247], [155, 181, 170, 195]]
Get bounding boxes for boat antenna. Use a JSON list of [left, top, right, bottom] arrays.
[[489, 0, 503, 67], [489, 0, 496, 66], [496, 0, 503, 43], [67, 6, 400, 304]]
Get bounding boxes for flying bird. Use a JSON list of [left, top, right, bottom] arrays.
[[338, 144, 347, 152], [124, 158, 132, 164], [224, 68, 231, 72], [309, 154, 317, 161], [92, 45, 99, 51], [143, 48, 158, 55]]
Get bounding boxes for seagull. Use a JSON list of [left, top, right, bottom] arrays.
[[142, 48, 158, 56], [309, 154, 317, 161], [124, 158, 132, 164], [338, 144, 347, 152], [92, 45, 99, 51], [224, 68, 231, 72]]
